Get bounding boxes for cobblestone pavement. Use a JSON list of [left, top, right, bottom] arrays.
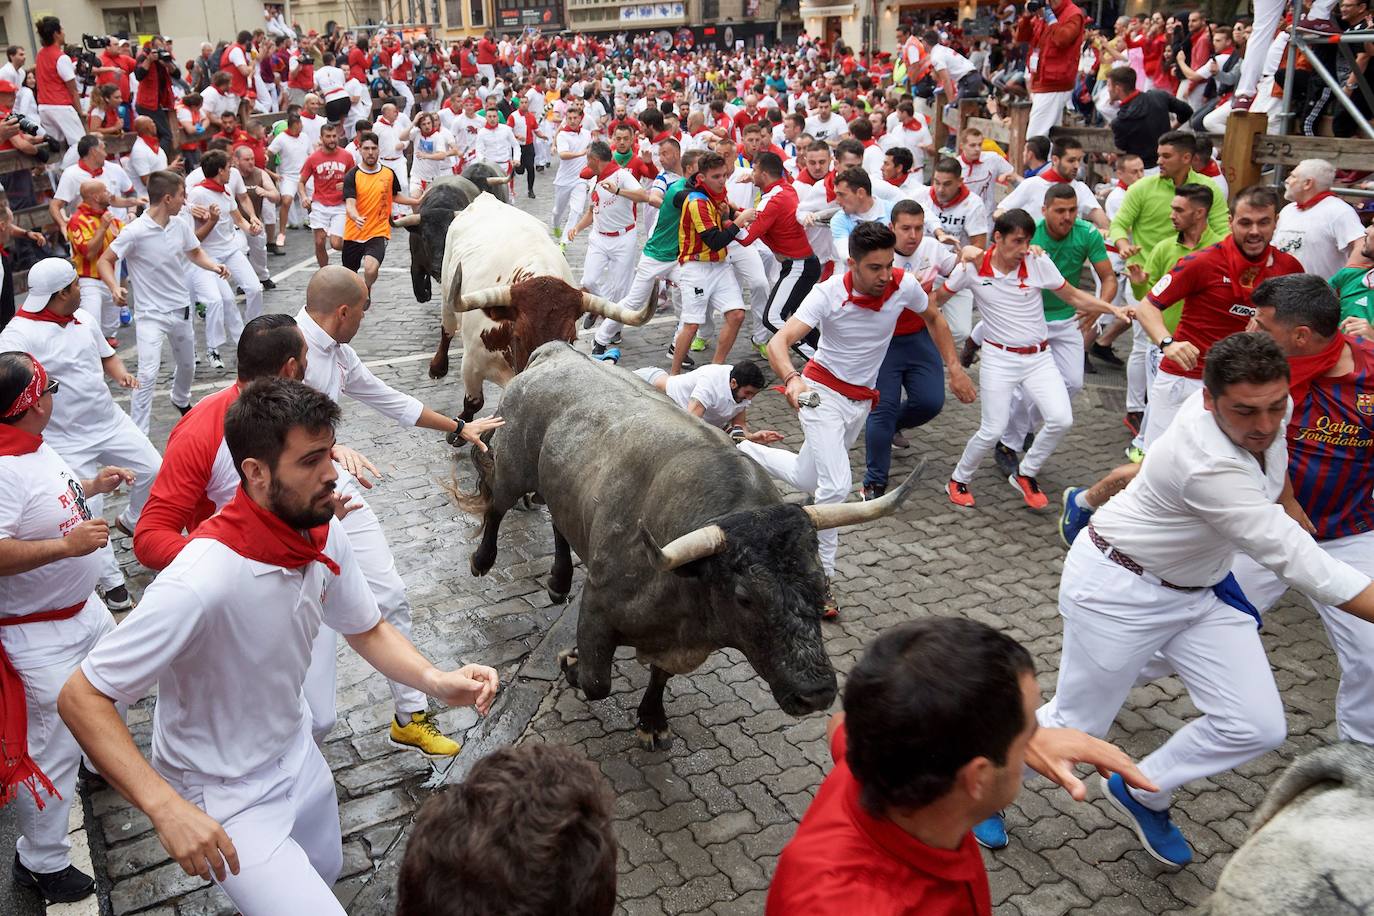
[[79, 166, 1348, 916]]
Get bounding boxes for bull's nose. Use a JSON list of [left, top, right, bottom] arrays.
[[795, 682, 837, 712]]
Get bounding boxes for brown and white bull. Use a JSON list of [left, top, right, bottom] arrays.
[[426, 193, 656, 419]]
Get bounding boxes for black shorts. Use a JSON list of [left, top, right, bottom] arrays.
[[342, 237, 387, 270], [324, 97, 351, 123]]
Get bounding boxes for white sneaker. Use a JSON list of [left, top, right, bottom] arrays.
[[208, 348, 225, 370]]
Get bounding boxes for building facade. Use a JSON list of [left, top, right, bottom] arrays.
[[11, 0, 266, 55]]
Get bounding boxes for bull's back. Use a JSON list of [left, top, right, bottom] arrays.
[[445, 194, 573, 288]]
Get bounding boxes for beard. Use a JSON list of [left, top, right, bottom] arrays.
[[268, 476, 335, 529]]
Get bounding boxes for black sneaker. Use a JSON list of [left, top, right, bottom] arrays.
[[1084, 353, 1098, 374], [891, 431, 911, 449], [610, 332, 622, 345], [13, 853, 95, 904], [528, 191, 536, 199], [262, 278, 277, 289], [591, 342, 607, 356], [101, 584, 133, 611], [667, 345, 694, 369], [993, 442, 1020, 477], [1090, 342, 1124, 367], [959, 338, 980, 368], [862, 483, 886, 501]]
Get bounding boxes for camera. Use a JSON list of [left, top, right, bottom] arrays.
[[1026, 1, 1043, 11], [82, 34, 109, 51], [155, 48, 174, 62], [7, 112, 42, 136]]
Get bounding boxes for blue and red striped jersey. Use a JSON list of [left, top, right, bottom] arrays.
[[1288, 338, 1374, 541]]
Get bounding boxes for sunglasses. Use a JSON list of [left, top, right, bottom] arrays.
[[43, 379, 59, 396]]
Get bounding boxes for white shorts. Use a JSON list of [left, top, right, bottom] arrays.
[[676, 260, 745, 325], [278, 176, 299, 198], [308, 203, 345, 236]]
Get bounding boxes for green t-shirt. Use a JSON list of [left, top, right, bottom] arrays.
[[1133, 226, 1229, 332], [1332, 266, 1374, 322], [642, 176, 687, 263], [1108, 171, 1230, 267], [1032, 219, 1108, 322]]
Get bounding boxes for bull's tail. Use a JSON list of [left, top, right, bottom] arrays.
[[447, 436, 496, 530]]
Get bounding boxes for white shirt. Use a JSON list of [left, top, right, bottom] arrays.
[[374, 117, 407, 161], [1105, 183, 1130, 221], [473, 122, 519, 164], [1273, 196, 1366, 280], [796, 271, 929, 388], [296, 308, 423, 426], [127, 138, 169, 187], [876, 172, 927, 201], [411, 127, 458, 184], [200, 86, 237, 120], [590, 167, 640, 233], [894, 236, 957, 288], [804, 112, 841, 143], [881, 124, 932, 183], [186, 166, 247, 200], [664, 363, 750, 428], [997, 175, 1104, 223], [0, 62, 22, 88], [267, 130, 312, 179], [298, 112, 324, 147], [226, 45, 248, 81], [186, 182, 243, 259], [315, 65, 347, 102], [81, 523, 379, 779], [110, 212, 199, 313], [448, 112, 484, 155], [959, 152, 1013, 212], [0, 307, 121, 448], [54, 162, 135, 216], [1092, 391, 1372, 601], [553, 128, 591, 186], [913, 187, 989, 247], [0, 444, 111, 668], [943, 251, 1065, 346], [345, 79, 371, 128], [928, 43, 975, 82]]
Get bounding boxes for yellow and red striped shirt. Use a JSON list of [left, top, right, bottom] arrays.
[[66, 205, 122, 279], [678, 190, 730, 264]]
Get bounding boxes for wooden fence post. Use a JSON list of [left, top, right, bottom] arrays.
[[931, 89, 949, 152], [1220, 111, 1267, 204], [957, 98, 981, 142], [1008, 101, 1031, 172]]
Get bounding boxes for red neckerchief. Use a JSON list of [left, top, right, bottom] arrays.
[[199, 178, 228, 194], [977, 247, 1030, 289], [689, 172, 729, 207], [1219, 235, 1278, 304], [139, 134, 160, 152], [193, 486, 341, 576], [861, 138, 877, 148], [1296, 190, 1335, 211], [651, 130, 671, 143], [901, 118, 922, 132], [1198, 160, 1221, 178], [302, 111, 318, 120], [482, 121, 499, 130], [1120, 89, 1141, 106], [78, 161, 103, 177], [0, 425, 43, 456], [886, 173, 908, 187], [843, 268, 906, 311], [595, 161, 620, 182], [1289, 333, 1349, 414], [378, 116, 393, 127], [1116, 180, 1128, 190], [420, 123, 438, 137], [933, 183, 971, 210], [1039, 168, 1068, 183], [15, 308, 80, 327], [959, 152, 981, 167], [1, 357, 48, 420]]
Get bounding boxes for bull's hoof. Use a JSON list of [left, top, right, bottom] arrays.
[[546, 582, 570, 605], [470, 550, 495, 577], [530, 492, 546, 506], [428, 355, 449, 379], [635, 725, 673, 752], [559, 650, 580, 689], [516, 494, 538, 511]]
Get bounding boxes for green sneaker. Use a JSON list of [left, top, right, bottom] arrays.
[[195, 302, 207, 319], [1125, 445, 1145, 464], [552, 226, 562, 240], [754, 342, 769, 357], [690, 336, 708, 352]]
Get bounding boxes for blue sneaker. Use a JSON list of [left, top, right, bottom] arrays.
[[1059, 486, 1093, 548], [591, 347, 621, 364], [971, 812, 1008, 849], [1101, 773, 1192, 867]]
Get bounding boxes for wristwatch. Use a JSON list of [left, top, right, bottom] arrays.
[[1158, 336, 1175, 350], [445, 417, 467, 447]]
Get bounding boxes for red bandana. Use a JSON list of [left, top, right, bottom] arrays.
[[482, 121, 499, 130], [1296, 190, 1335, 211], [0, 424, 42, 457], [15, 308, 80, 327], [1198, 160, 1221, 178], [193, 486, 341, 576], [977, 247, 1030, 288], [959, 152, 980, 167], [140, 134, 161, 152], [199, 178, 228, 194], [885, 174, 908, 187], [1120, 90, 1141, 106], [78, 161, 103, 178], [933, 183, 971, 210], [1288, 333, 1349, 412], [1, 357, 48, 420], [843, 268, 906, 311], [1117, 180, 1129, 190], [1039, 168, 1068, 183], [1220, 235, 1276, 304]]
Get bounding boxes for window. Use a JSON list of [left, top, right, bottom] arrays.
[[446, 0, 464, 27], [470, 0, 486, 27], [103, 7, 161, 36], [0, 17, 9, 46], [702, 0, 720, 19]]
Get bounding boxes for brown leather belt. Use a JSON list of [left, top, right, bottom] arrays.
[[1087, 525, 1199, 592]]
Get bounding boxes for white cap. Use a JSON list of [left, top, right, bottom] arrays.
[[21, 258, 78, 313]]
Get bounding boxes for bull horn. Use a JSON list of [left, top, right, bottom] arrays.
[[392, 213, 422, 228], [640, 521, 727, 572], [457, 284, 514, 312], [486, 175, 508, 186], [804, 461, 926, 530], [581, 291, 658, 327]]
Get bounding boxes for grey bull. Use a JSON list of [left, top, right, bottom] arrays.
[[456, 342, 921, 749]]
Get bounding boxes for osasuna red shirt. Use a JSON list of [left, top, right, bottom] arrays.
[[300, 148, 356, 207], [1147, 236, 1303, 379], [767, 724, 992, 916], [1288, 338, 1374, 541]]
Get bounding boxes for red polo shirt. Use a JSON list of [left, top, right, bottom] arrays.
[[767, 724, 992, 916]]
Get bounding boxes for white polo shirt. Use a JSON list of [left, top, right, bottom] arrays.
[[0, 444, 111, 667], [54, 162, 136, 216], [374, 117, 407, 162], [267, 129, 312, 180], [796, 271, 928, 388], [943, 251, 1064, 347], [110, 212, 199, 314], [81, 521, 380, 779], [126, 139, 169, 196], [928, 43, 975, 81], [913, 187, 989, 247], [0, 308, 121, 447], [200, 86, 237, 120], [997, 175, 1104, 223], [298, 111, 324, 148], [959, 152, 1013, 212], [665, 363, 750, 427], [296, 308, 423, 426], [590, 167, 640, 233], [1273, 196, 1366, 280], [473, 123, 519, 165], [881, 122, 932, 180], [894, 236, 957, 287]]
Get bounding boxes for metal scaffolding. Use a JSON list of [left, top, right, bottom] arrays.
[[1277, 0, 1374, 142]]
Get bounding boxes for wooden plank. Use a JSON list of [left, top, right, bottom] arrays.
[[1250, 133, 1374, 170], [1220, 110, 1268, 204], [13, 204, 55, 232], [1047, 125, 1119, 155], [1008, 102, 1031, 172], [957, 99, 982, 144], [930, 90, 949, 153], [966, 116, 1011, 147]]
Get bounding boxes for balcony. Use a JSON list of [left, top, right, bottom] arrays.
[[565, 0, 689, 30], [798, 0, 857, 17]]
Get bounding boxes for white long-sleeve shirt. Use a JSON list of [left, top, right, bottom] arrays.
[[296, 308, 423, 426], [473, 123, 519, 165], [1092, 392, 1371, 604]]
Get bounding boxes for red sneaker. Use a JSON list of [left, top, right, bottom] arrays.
[[822, 577, 839, 620], [947, 479, 975, 508], [1009, 473, 1050, 510]]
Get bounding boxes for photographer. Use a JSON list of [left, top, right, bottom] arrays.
[[33, 16, 85, 146], [133, 36, 178, 153], [0, 81, 44, 157], [95, 36, 135, 101], [1015, 0, 1088, 138]]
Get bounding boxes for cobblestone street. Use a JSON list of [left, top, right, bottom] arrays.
[[80, 166, 1349, 916]]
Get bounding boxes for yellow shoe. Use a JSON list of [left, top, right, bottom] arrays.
[[388, 711, 461, 758], [690, 336, 708, 352]]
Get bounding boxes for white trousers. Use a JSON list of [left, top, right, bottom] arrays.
[[225, 249, 264, 323], [943, 289, 974, 346], [1230, 532, 1374, 743], [551, 182, 580, 232], [1000, 317, 1084, 451], [953, 345, 1071, 482], [727, 242, 771, 343], [38, 105, 85, 146], [1126, 320, 1150, 413], [15, 597, 115, 873], [78, 278, 118, 338], [581, 232, 638, 303], [595, 254, 676, 347], [1040, 537, 1286, 809], [168, 725, 345, 915], [246, 226, 271, 283], [1141, 371, 1203, 449], [1027, 90, 1073, 140], [738, 381, 870, 574], [131, 308, 195, 434], [194, 264, 246, 352]]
